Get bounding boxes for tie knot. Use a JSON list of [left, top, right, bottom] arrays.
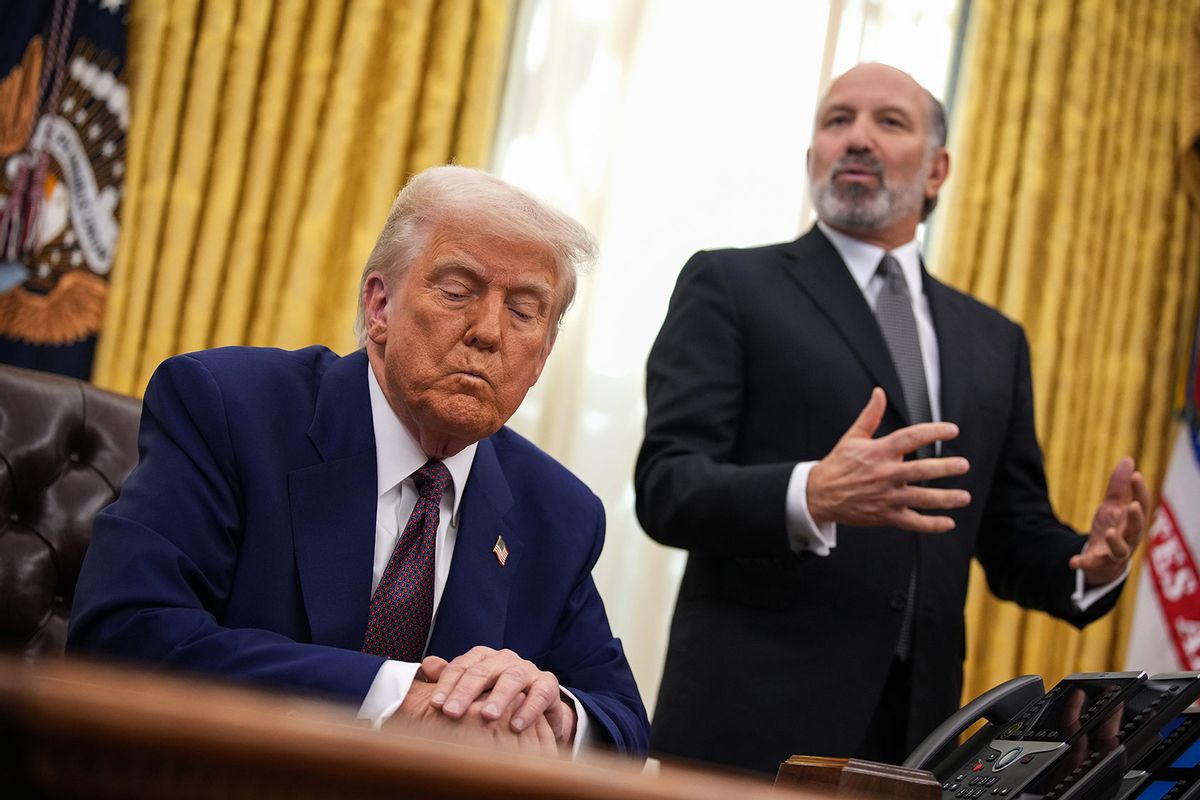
[[877, 254, 910, 296], [877, 253, 903, 279], [412, 459, 451, 500]]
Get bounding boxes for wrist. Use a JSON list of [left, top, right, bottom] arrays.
[[807, 464, 831, 525], [557, 696, 577, 744]]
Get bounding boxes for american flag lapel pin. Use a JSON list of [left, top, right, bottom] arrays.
[[492, 535, 509, 567]]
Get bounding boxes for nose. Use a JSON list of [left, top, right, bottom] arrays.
[[843, 116, 875, 153], [464, 291, 503, 351]]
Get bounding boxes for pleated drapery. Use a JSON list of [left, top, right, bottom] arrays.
[[932, 0, 1200, 703], [93, 0, 512, 396]]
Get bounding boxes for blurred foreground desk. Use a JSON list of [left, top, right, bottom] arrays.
[[0, 656, 828, 799]]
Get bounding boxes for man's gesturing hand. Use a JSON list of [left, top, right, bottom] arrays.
[[420, 647, 576, 745], [807, 387, 971, 531], [1068, 456, 1151, 586]]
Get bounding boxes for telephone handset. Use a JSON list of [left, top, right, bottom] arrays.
[[904, 674, 1047, 776], [904, 672, 1200, 800]]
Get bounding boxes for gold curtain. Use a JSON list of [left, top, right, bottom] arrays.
[[932, 0, 1200, 702], [93, 0, 513, 396]]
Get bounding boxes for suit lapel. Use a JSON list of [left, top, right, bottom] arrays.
[[290, 350, 378, 651], [781, 228, 911, 425], [426, 436, 522, 659]]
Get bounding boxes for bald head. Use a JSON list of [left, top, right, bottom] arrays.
[[822, 64, 946, 146]]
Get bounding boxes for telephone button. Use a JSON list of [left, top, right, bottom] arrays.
[[972, 762, 985, 772], [993, 748, 1023, 771], [956, 774, 967, 782], [1020, 754, 1036, 764]]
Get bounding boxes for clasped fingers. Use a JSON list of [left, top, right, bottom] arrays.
[[429, 646, 560, 735], [487, 662, 560, 733]]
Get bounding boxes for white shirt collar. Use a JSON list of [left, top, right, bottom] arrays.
[[366, 361, 476, 526], [817, 220, 925, 300]]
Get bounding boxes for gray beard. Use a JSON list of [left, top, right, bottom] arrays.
[[810, 158, 929, 232]]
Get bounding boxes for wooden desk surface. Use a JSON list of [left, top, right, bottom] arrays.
[[0, 656, 835, 799]]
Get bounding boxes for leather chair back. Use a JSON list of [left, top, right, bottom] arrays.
[[0, 365, 141, 657]]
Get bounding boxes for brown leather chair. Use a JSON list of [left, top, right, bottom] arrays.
[[0, 364, 141, 658]]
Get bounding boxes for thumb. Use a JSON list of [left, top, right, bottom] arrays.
[[417, 655, 449, 682], [844, 387, 886, 440], [1103, 456, 1135, 502]]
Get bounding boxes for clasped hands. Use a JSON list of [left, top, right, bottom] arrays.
[[807, 388, 1149, 584], [387, 646, 574, 757]]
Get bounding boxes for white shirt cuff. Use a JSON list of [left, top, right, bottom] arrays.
[[358, 659, 421, 728], [559, 686, 592, 758], [786, 461, 837, 556], [1072, 548, 1131, 611]]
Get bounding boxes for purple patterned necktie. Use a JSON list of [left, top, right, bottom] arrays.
[[362, 459, 451, 662]]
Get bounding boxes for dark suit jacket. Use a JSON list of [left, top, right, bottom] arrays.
[[635, 227, 1118, 773], [68, 346, 649, 755]]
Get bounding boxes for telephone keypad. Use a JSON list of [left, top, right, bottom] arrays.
[[939, 673, 1200, 800]]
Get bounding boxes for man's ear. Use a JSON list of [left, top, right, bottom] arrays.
[[925, 147, 950, 197], [362, 273, 390, 344]]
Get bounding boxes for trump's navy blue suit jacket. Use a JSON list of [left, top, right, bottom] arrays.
[[68, 346, 649, 755]]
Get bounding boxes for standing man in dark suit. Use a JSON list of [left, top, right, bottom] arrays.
[[636, 63, 1150, 775], [69, 166, 649, 757]]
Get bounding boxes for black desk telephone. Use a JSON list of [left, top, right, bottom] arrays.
[[902, 672, 1200, 800]]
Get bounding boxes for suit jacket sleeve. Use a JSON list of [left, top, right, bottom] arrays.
[[635, 250, 797, 557], [550, 503, 650, 755], [973, 328, 1117, 626], [67, 354, 386, 702]]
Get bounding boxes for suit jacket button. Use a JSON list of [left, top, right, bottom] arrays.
[[889, 591, 907, 611]]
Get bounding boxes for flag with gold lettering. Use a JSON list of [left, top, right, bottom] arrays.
[[0, 0, 127, 379]]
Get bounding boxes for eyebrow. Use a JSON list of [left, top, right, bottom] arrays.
[[433, 262, 555, 301], [505, 277, 555, 304], [820, 102, 915, 119]]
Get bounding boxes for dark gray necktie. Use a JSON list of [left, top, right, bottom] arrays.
[[873, 253, 931, 661], [874, 253, 933, 444]]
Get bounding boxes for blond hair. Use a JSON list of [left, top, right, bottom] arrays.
[[354, 165, 597, 345]]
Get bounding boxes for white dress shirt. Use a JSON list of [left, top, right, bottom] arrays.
[[784, 222, 1125, 608], [356, 364, 590, 753]]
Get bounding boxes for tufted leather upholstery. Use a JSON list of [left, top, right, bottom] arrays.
[[0, 364, 141, 658]]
